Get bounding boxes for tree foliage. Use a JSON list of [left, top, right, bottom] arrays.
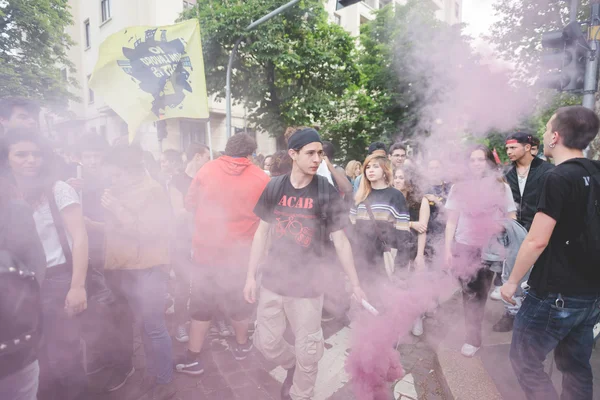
[[0, 0, 77, 109], [181, 0, 360, 137]]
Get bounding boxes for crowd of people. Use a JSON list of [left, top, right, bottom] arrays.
[[0, 95, 599, 400]]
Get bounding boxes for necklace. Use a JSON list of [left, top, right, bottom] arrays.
[[517, 166, 530, 179]]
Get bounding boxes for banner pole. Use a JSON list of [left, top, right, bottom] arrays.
[[206, 119, 214, 160]]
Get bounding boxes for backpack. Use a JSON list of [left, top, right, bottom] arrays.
[[561, 158, 600, 267], [0, 250, 41, 377], [265, 174, 331, 255]]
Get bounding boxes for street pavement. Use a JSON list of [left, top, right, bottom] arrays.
[[86, 313, 448, 400]]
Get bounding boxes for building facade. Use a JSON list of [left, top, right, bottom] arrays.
[[60, 0, 277, 157], [325, 0, 462, 37]]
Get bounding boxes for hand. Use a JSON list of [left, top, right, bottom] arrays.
[[243, 277, 257, 304], [352, 285, 368, 304], [101, 190, 124, 216], [414, 255, 425, 270], [66, 178, 84, 191], [425, 194, 439, 204], [410, 221, 427, 234], [500, 282, 518, 305], [65, 287, 87, 317], [444, 248, 453, 272]]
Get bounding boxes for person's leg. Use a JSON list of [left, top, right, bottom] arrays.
[[0, 361, 40, 400], [284, 294, 325, 400], [253, 287, 296, 369], [510, 291, 562, 400], [103, 271, 135, 372], [462, 267, 494, 348], [553, 297, 600, 400], [129, 267, 174, 385], [39, 271, 88, 400]]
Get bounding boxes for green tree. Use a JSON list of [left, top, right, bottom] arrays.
[[180, 0, 360, 138], [0, 0, 77, 109]]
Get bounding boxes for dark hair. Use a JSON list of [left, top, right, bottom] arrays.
[[394, 166, 422, 210], [261, 155, 273, 169], [269, 150, 293, 177], [0, 97, 40, 120], [224, 133, 257, 157], [104, 144, 145, 174], [0, 131, 57, 201], [368, 142, 388, 155], [551, 106, 600, 150], [76, 133, 109, 155], [162, 149, 183, 165], [185, 142, 209, 162], [389, 142, 407, 155], [530, 136, 540, 146], [322, 141, 335, 160]]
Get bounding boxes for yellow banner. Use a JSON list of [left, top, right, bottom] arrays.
[[89, 19, 209, 141]]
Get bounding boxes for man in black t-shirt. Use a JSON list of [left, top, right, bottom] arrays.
[[243, 128, 366, 400], [501, 106, 600, 400]]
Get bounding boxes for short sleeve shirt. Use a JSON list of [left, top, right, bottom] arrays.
[[528, 160, 600, 295], [32, 181, 80, 268], [446, 180, 516, 246], [254, 174, 347, 298]]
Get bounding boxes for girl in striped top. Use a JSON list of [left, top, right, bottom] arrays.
[[350, 154, 410, 288]]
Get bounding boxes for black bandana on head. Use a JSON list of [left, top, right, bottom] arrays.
[[288, 128, 322, 150]]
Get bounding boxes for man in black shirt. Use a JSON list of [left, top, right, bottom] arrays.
[[244, 128, 366, 400], [491, 132, 554, 332], [501, 106, 600, 400]]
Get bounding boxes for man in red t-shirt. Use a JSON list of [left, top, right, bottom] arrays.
[[175, 134, 269, 375]]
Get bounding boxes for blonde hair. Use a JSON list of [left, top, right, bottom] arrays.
[[355, 155, 393, 205], [345, 160, 361, 179]]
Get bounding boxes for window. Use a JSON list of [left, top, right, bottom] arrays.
[[101, 0, 111, 23], [84, 19, 91, 48], [100, 125, 107, 139], [334, 14, 342, 25], [455, 2, 460, 19], [60, 68, 68, 81], [87, 75, 95, 104], [183, 1, 192, 9]]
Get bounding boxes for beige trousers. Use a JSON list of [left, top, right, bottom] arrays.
[[253, 287, 325, 400]]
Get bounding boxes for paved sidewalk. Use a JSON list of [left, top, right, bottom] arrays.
[[86, 314, 447, 400]]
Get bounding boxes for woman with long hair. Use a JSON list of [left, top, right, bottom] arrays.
[[444, 145, 516, 358], [350, 154, 410, 299], [2, 132, 89, 400], [345, 160, 362, 183]]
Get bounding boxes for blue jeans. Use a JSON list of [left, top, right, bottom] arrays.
[[0, 361, 39, 400], [510, 290, 600, 400], [38, 269, 87, 400], [105, 267, 173, 384]]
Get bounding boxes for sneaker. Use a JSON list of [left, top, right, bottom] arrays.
[[281, 366, 295, 400], [105, 366, 135, 392], [490, 286, 502, 301], [175, 324, 189, 343], [174, 355, 205, 376], [492, 313, 515, 332], [321, 310, 336, 322], [460, 343, 480, 358], [232, 340, 253, 361], [411, 316, 424, 337], [217, 319, 232, 337]]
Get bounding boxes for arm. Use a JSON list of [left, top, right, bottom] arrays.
[[415, 197, 431, 269], [61, 204, 89, 316], [184, 174, 201, 212], [169, 186, 188, 221], [507, 211, 517, 220], [444, 209, 459, 268], [326, 158, 353, 194], [331, 229, 367, 302], [243, 219, 271, 303], [501, 212, 556, 304]]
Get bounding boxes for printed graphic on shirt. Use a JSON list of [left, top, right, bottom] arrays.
[[275, 211, 316, 248]]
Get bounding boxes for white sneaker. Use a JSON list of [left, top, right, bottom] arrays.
[[461, 343, 480, 357], [490, 286, 502, 301], [411, 316, 424, 337], [175, 324, 189, 343]]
